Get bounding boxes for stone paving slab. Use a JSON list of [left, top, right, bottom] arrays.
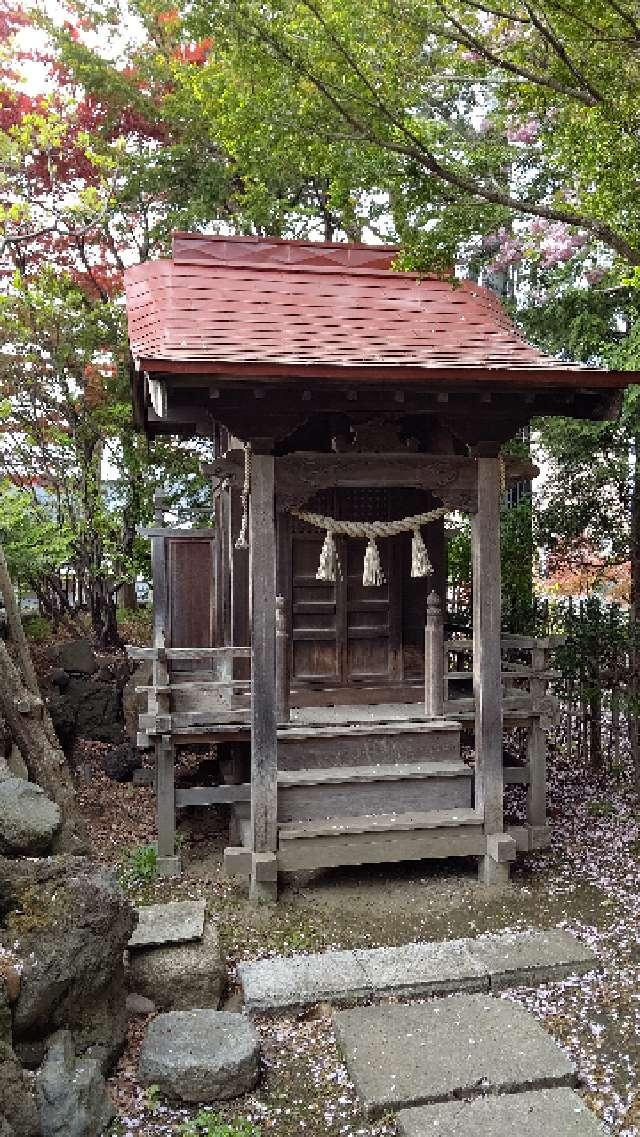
[[354, 940, 488, 999], [240, 928, 596, 1012], [467, 928, 597, 991], [129, 900, 206, 949], [238, 950, 371, 1014], [397, 1088, 605, 1136], [332, 994, 577, 1118]]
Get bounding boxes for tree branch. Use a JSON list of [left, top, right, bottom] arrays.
[[245, 10, 639, 265], [434, 0, 600, 105], [521, 1, 604, 104]]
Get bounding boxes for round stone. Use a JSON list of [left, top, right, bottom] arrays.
[[138, 1010, 260, 1102]]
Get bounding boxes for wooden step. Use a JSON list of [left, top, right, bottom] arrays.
[[277, 761, 473, 823], [277, 808, 484, 871], [278, 761, 471, 786], [277, 718, 462, 771]]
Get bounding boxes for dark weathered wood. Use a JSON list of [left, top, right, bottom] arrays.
[[127, 646, 251, 660], [472, 454, 505, 882], [424, 590, 444, 717], [277, 720, 461, 770], [277, 827, 486, 871], [527, 645, 548, 831], [249, 452, 278, 901], [275, 595, 291, 723], [176, 784, 251, 807], [156, 734, 180, 875], [210, 450, 537, 512], [278, 767, 472, 822]]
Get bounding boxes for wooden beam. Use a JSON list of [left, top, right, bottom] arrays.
[[472, 453, 507, 884], [249, 452, 278, 901], [176, 784, 251, 807], [207, 450, 537, 513]]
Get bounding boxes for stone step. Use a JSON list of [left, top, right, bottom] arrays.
[[277, 761, 473, 823], [397, 1089, 605, 1137], [332, 994, 578, 1119], [277, 807, 483, 870], [277, 718, 461, 771], [239, 929, 597, 1014]]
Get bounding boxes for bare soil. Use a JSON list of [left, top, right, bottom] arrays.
[[76, 737, 640, 1137]]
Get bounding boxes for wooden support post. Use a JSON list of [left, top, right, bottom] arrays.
[[276, 595, 291, 723], [424, 590, 444, 718], [148, 498, 181, 874], [156, 734, 180, 875], [249, 452, 278, 902], [472, 453, 512, 883], [526, 645, 549, 848]]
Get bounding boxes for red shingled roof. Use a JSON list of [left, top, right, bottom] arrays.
[[124, 234, 625, 387]]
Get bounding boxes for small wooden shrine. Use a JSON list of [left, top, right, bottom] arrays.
[[124, 234, 630, 900]]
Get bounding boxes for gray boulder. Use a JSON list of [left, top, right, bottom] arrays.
[[66, 679, 122, 744], [127, 919, 226, 1011], [48, 641, 97, 677], [0, 778, 61, 856], [122, 661, 152, 742], [36, 1030, 114, 1137], [0, 1041, 40, 1137], [138, 1010, 260, 1102], [1, 856, 136, 1072], [5, 748, 28, 781]]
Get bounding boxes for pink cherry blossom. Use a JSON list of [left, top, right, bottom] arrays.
[[507, 117, 540, 144]]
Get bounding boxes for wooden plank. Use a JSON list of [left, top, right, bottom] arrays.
[[136, 681, 251, 692], [127, 646, 251, 660], [249, 452, 278, 901], [279, 806, 482, 840], [176, 784, 251, 807], [140, 710, 251, 731], [277, 827, 486, 871], [279, 718, 460, 738], [472, 455, 504, 844], [278, 772, 472, 823], [289, 684, 424, 707], [277, 761, 471, 786]]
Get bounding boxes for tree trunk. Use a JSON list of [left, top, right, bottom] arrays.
[[0, 637, 89, 853], [0, 545, 39, 696], [90, 577, 122, 651], [630, 432, 640, 797], [120, 581, 137, 610]]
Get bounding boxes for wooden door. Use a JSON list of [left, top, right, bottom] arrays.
[[166, 533, 216, 672], [344, 536, 401, 685], [289, 488, 402, 689], [290, 531, 340, 684]]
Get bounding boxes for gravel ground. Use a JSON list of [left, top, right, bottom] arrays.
[[77, 736, 639, 1137]]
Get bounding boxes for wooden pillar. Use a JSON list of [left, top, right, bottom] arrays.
[[149, 494, 180, 875], [156, 734, 179, 875], [276, 595, 291, 723], [472, 453, 514, 883], [424, 590, 444, 717], [249, 452, 278, 901], [526, 645, 549, 848]]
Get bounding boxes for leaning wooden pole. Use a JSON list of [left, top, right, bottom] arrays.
[[249, 453, 278, 901], [472, 453, 515, 883]]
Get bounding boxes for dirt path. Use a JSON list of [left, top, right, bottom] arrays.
[[79, 737, 639, 1137]]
